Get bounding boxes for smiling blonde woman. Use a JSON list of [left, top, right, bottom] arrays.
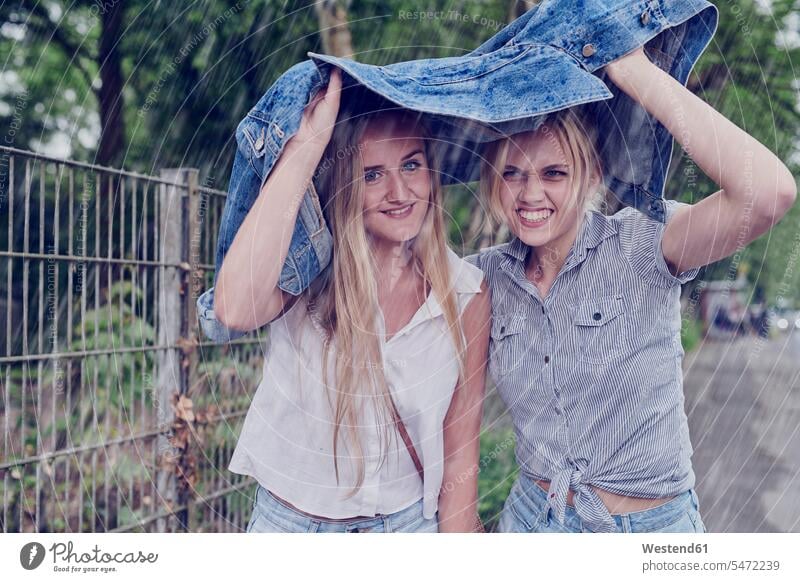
[[214, 69, 490, 533], [469, 47, 796, 533]]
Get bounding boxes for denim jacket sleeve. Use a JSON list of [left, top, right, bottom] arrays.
[[197, 61, 333, 343]]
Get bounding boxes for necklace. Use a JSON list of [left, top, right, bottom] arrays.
[[528, 253, 545, 282]]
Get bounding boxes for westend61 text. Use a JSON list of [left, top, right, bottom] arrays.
[[642, 543, 708, 554]]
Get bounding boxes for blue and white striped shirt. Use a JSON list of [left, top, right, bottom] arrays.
[[467, 199, 701, 532]]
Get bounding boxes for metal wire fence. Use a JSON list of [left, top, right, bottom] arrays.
[[0, 145, 263, 532]]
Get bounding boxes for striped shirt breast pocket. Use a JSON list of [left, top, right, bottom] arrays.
[[489, 312, 530, 378], [572, 294, 632, 365]]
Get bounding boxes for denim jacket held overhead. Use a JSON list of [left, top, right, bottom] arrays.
[[198, 0, 718, 342]]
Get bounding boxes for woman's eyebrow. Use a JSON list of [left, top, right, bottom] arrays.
[[364, 149, 424, 172], [401, 149, 424, 160], [501, 163, 570, 173]]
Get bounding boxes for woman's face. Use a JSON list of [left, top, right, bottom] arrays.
[[498, 126, 587, 251], [358, 118, 431, 245]]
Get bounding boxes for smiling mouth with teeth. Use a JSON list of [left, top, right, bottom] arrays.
[[517, 208, 554, 225], [381, 204, 415, 217]]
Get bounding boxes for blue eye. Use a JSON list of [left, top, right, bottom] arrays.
[[402, 160, 422, 172], [364, 170, 381, 183], [503, 169, 522, 180], [544, 169, 568, 178]]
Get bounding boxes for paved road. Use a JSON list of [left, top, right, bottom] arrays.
[[684, 333, 800, 532]]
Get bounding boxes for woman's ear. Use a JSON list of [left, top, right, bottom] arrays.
[[592, 156, 603, 185], [589, 160, 604, 195]]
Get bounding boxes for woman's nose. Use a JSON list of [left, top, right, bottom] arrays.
[[385, 169, 414, 202], [519, 174, 546, 203]]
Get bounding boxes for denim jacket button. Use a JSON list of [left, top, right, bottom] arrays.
[[254, 132, 265, 152], [581, 43, 596, 58], [640, 10, 651, 25]]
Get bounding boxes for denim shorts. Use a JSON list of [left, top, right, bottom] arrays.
[[498, 474, 706, 533], [245, 484, 439, 533]]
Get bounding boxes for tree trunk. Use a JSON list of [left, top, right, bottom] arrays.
[[508, 0, 540, 22], [97, 1, 125, 166], [314, 0, 353, 57]]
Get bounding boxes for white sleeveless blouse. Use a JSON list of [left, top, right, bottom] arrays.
[[228, 247, 484, 519]]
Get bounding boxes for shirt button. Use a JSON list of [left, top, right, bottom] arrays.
[[500, 325, 506, 334], [592, 312, 602, 321], [544, 355, 550, 364], [582, 43, 596, 58]]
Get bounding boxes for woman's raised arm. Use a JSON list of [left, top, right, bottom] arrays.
[[603, 48, 796, 275], [214, 68, 342, 331]]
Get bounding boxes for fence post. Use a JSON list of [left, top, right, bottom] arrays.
[[156, 167, 198, 532], [181, 168, 201, 532]]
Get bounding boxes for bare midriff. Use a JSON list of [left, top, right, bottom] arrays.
[[534, 479, 675, 514]]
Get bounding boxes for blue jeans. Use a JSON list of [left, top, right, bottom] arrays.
[[499, 474, 706, 533], [245, 484, 439, 533]]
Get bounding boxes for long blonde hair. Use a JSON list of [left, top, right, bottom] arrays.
[[480, 107, 605, 227], [308, 103, 467, 495]]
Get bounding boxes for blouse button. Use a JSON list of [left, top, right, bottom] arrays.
[[592, 312, 602, 321], [500, 325, 506, 335]]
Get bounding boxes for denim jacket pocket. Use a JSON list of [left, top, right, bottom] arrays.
[[237, 113, 287, 179], [236, 115, 269, 180], [573, 294, 629, 364]]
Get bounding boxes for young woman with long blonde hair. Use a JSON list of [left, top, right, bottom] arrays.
[[214, 69, 490, 533], [470, 48, 796, 533]]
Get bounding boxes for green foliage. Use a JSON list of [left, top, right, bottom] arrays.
[[67, 277, 157, 444], [667, 0, 800, 303], [3, 0, 800, 533], [680, 315, 703, 354], [477, 427, 518, 532]]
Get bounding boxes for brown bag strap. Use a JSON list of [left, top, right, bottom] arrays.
[[396, 414, 424, 481], [388, 395, 424, 481]]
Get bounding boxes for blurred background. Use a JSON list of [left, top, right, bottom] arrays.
[[1, 0, 798, 533]]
